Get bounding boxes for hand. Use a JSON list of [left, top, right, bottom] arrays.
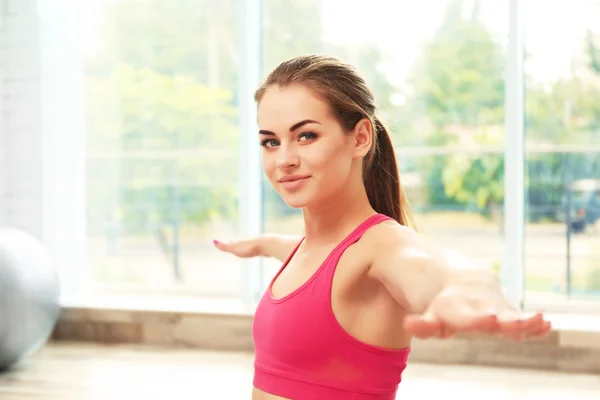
[[213, 238, 263, 258], [403, 286, 552, 341]]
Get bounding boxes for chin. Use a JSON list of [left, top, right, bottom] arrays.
[[281, 197, 310, 209], [278, 192, 312, 209]]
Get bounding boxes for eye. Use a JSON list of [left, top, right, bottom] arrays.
[[260, 138, 279, 148], [298, 132, 317, 141]]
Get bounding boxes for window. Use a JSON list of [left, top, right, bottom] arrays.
[[82, 0, 246, 298], [39, 0, 598, 311], [524, 0, 600, 306]]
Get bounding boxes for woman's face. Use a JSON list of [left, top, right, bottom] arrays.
[[257, 84, 360, 209]]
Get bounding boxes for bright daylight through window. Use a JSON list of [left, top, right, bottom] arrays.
[[76, 0, 600, 310]]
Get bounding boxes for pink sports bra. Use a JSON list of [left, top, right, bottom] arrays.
[[252, 214, 411, 399]]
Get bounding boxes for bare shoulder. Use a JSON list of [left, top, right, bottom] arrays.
[[361, 220, 431, 255], [356, 220, 439, 310], [359, 220, 438, 281]]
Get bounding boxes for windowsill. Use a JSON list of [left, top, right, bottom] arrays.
[[541, 312, 600, 333], [58, 293, 600, 343], [52, 293, 600, 373], [60, 292, 600, 333]]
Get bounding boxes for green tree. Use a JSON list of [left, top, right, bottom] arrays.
[[522, 29, 600, 222], [85, 64, 239, 233], [406, 0, 506, 214], [526, 76, 600, 144], [408, 18, 505, 128], [442, 129, 504, 212], [262, 0, 324, 73], [87, 64, 238, 151], [526, 29, 600, 145], [262, 0, 398, 122], [87, 0, 238, 91], [328, 45, 403, 142], [586, 29, 600, 77], [261, 0, 399, 131], [84, 0, 241, 233]]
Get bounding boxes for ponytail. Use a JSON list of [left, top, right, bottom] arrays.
[[364, 117, 416, 229]]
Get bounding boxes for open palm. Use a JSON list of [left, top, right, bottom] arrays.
[[213, 239, 261, 258], [404, 286, 552, 340]]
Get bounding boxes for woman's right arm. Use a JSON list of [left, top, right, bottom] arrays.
[[213, 234, 301, 263]]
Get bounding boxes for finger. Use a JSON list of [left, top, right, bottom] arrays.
[[404, 313, 442, 339], [498, 297, 543, 340], [434, 296, 497, 332], [461, 313, 498, 333], [213, 239, 231, 251], [495, 310, 526, 340], [521, 314, 552, 339], [438, 323, 456, 339], [470, 293, 518, 334], [519, 313, 546, 336], [404, 314, 439, 339], [213, 239, 248, 257], [479, 307, 503, 334], [497, 311, 549, 341], [531, 321, 552, 337]]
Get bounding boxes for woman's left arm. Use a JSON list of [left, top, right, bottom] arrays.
[[368, 224, 551, 340]]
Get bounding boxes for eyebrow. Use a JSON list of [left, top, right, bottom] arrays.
[[258, 119, 321, 135]]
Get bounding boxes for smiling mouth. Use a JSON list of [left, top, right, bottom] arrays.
[[278, 176, 310, 190], [279, 176, 310, 183]]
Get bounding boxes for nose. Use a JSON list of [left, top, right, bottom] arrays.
[[275, 145, 300, 170]]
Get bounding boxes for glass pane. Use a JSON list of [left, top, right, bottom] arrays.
[[524, 0, 600, 305], [83, 0, 244, 297], [261, 0, 509, 290]]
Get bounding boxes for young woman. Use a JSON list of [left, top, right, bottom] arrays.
[[214, 55, 551, 400]]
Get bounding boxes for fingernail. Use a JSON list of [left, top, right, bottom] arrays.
[[213, 239, 219, 245]]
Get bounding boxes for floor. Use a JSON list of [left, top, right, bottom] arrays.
[[0, 342, 599, 399]]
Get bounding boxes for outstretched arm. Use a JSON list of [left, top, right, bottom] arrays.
[[369, 224, 551, 340], [214, 234, 302, 263]]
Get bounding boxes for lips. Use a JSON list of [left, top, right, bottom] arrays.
[[279, 175, 310, 183], [278, 175, 311, 190]]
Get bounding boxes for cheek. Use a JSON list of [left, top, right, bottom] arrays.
[[310, 140, 353, 181], [261, 153, 275, 179]]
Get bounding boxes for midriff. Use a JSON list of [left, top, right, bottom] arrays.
[[252, 387, 290, 400]]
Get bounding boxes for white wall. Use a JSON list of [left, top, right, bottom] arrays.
[[1, 0, 44, 236], [1, 0, 86, 303]]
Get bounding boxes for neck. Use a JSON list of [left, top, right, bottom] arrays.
[[301, 176, 376, 247]]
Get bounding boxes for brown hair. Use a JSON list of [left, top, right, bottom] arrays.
[[254, 55, 415, 228]]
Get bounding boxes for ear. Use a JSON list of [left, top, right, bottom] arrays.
[[352, 117, 374, 158]]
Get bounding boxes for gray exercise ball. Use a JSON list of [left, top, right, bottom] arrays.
[[0, 227, 61, 371]]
